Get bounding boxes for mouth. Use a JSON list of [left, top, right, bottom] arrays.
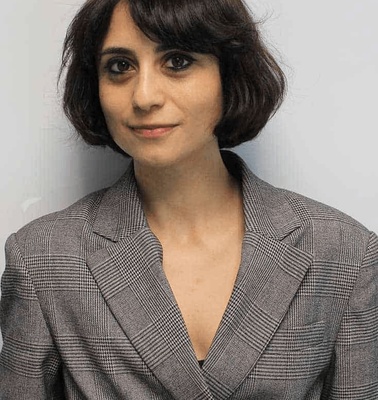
[[129, 124, 178, 138]]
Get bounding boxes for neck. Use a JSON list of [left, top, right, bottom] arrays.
[[134, 150, 241, 234]]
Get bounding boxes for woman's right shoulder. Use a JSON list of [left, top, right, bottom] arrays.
[[9, 187, 109, 254]]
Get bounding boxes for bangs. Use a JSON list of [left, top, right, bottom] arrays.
[[127, 0, 247, 54]]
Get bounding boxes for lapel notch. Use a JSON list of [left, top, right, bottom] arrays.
[[202, 153, 313, 398], [89, 153, 313, 399], [89, 164, 213, 399], [203, 232, 312, 399]]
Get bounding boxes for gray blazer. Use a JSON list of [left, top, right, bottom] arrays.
[[1, 152, 377, 399]]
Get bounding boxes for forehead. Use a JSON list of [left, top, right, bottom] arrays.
[[101, 2, 153, 50]]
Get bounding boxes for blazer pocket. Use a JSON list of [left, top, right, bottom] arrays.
[[265, 320, 325, 353], [247, 321, 329, 381]]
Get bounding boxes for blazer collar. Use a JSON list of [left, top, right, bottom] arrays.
[[89, 151, 311, 399], [221, 150, 301, 240], [93, 162, 146, 242], [93, 151, 301, 243]]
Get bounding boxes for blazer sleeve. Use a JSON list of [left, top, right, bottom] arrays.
[[0, 234, 65, 399], [321, 231, 378, 399]]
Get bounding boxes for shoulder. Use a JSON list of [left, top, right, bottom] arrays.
[[12, 188, 108, 255], [225, 151, 373, 251], [7, 163, 144, 258], [268, 183, 372, 261], [233, 153, 373, 262], [277, 185, 366, 232]]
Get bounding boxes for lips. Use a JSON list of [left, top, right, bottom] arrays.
[[130, 124, 178, 138]]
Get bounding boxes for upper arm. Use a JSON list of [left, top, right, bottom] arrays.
[[322, 231, 378, 399], [0, 234, 65, 399]]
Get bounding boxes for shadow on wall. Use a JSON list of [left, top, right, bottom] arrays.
[[21, 144, 129, 225]]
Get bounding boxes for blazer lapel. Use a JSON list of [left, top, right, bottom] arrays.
[[203, 232, 312, 399], [87, 153, 313, 399], [202, 153, 313, 399], [88, 164, 213, 399]]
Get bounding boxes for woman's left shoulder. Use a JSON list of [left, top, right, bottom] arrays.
[[278, 186, 376, 258], [282, 186, 367, 230], [232, 151, 375, 255]]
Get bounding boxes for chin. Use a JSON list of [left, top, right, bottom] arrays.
[[118, 136, 218, 171], [130, 148, 183, 170]]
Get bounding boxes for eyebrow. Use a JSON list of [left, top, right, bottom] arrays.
[[99, 44, 179, 59]]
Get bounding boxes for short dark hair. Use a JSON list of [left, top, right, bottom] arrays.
[[61, 0, 286, 155]]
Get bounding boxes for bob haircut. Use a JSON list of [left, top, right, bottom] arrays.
[[61, 0, 286, 155]]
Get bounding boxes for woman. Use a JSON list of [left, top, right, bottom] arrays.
[[1, 0, 377, 398]]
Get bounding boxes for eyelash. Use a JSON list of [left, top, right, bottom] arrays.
[[164, 52, 195, 71], [104, 52, 195, 76], [104, 58, 131, 75]]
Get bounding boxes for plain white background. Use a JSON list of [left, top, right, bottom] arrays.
[[1, 0, 377, 343]]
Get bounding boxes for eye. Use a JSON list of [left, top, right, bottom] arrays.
[[165, 53, 194, 71], [105, 58, 132, 74]]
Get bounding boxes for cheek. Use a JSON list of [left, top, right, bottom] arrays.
[[191, 77, 223, 128], [99, 86, 123, 128], [98, 86, 112, 121]]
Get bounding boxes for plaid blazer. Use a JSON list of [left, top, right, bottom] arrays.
[[1, 152, 377, 399]]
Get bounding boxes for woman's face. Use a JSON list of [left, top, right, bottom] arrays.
[[98, 2, 223, 168]]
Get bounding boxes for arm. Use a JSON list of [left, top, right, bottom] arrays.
[[0, 234, 65, 399], [322, 231, 378, 399]]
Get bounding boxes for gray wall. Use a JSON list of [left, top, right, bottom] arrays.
[[240, 0, 378, 230], [0, 0, 128, 273]]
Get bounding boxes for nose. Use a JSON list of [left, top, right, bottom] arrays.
[[132, 67, 165, 112]]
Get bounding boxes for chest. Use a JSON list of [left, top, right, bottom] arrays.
[[162, 234, 243, 360]]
